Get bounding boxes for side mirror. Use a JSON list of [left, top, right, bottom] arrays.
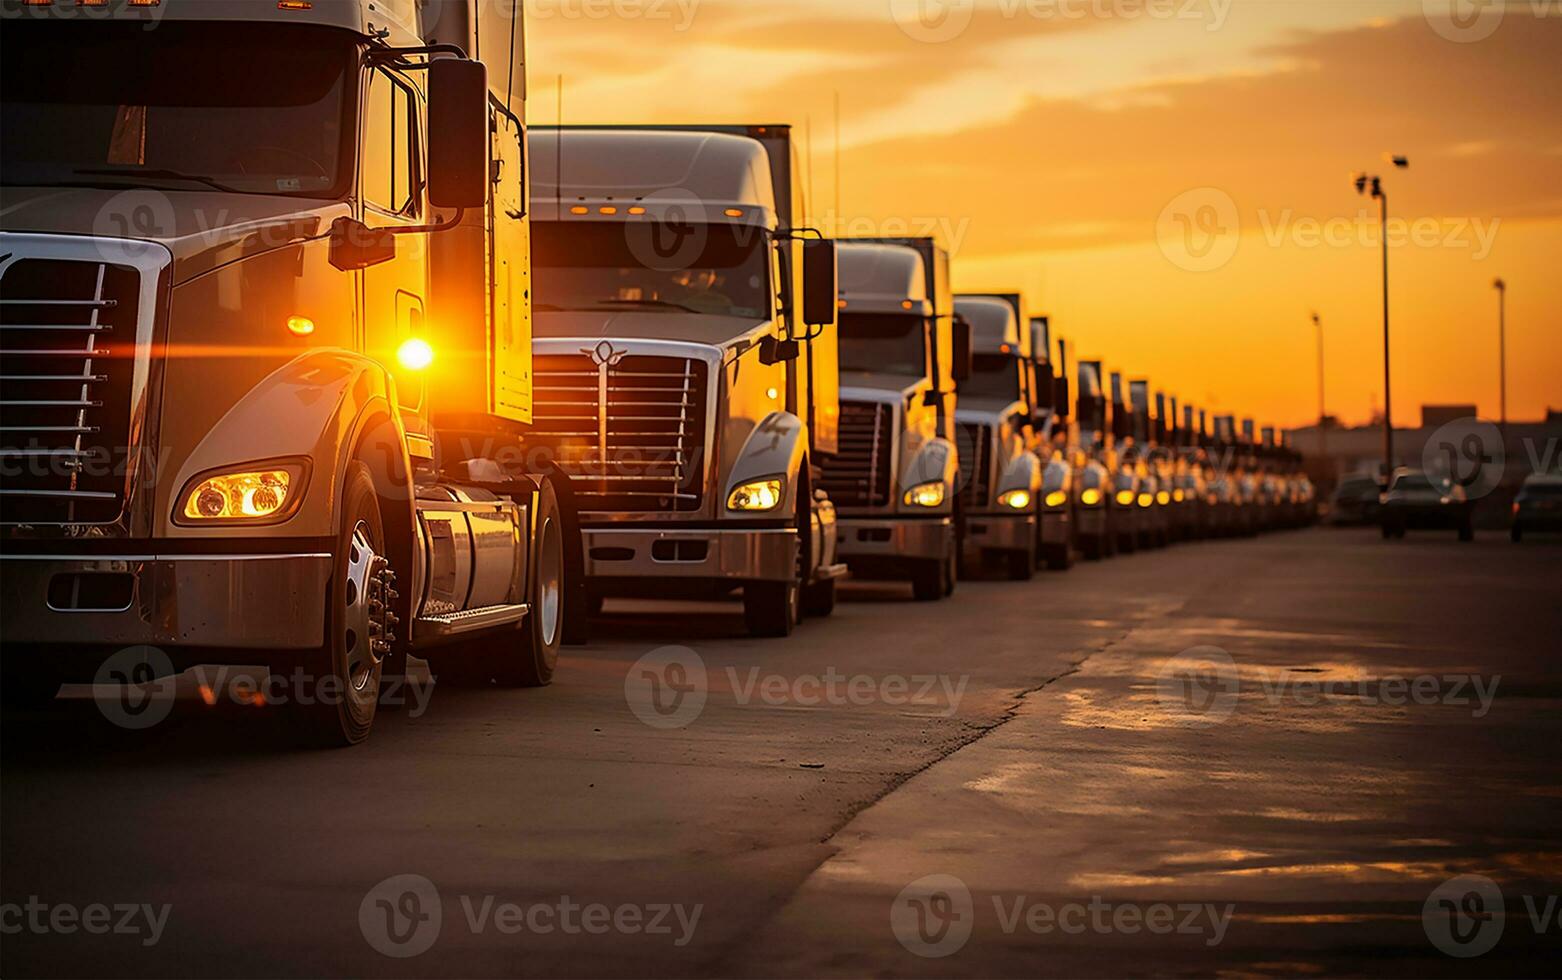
[[759, 335, 800, 365], [328, 217, 395, 271], [801, 239, 838, 327], [951, 314, 974, 383], [1034, 363, 1056, 411], [427, 59, 490, 210], [1055, 376, 1071, 418]]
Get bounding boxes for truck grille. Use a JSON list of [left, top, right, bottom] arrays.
[[529, 353, 709, 513], [958, 422, 993, 508], [1, 259, 139, 525], [818, 400, 893, 507]]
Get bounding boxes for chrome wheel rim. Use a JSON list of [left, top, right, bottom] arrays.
[[342, 521, 395, 694], [537, 514, 563, 648]]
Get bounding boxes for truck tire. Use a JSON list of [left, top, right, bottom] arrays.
[[1080, 537, 1101, 561], [1511, 523, 1523, 543], [912, 554, 950, 602], [745, 579, 800, 637], [802, 578, 837, 618], [302, 462, 396, 747], [494, 479, 565, 686], [1457, 517, 1474, 543], [1045, 543, 1073, 571]]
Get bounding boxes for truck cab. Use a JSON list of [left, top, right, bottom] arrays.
[[524, 125, 845, 637], [821, 239, 966, 601], [1071, 359, 1115, 560], [0, 0, 573, 743], [951, 293, 1043, 580]]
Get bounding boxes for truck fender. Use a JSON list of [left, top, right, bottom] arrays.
[[901, 436, 959, 500], [997, 450, 1045, 497], [724, 411, 809, 515], [172, 349, 411, 538]]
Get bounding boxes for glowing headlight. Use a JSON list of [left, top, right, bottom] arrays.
[[1157, 491, 1171, 506], [1115, 490, 1135, 507], [727, 478, 783, 512], [1044, 490, 1068, 509], [903, 481, 946, 508], [181, 468, 296, 522], [999, 489, 1032, 510], [1138, 493, 1154, 508], [1173, 489, 1186, 503], [1081, 488, 1103, 507]]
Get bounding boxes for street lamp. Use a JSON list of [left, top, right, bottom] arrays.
[[1353, 154, 1408, 482], [1493, 277, 1507, 428], [1311, 311, 1326, 461]]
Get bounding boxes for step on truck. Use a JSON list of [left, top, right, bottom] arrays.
[[0, 0, 575, 744], [822, 238, 970, 600], [525, 124, 846, 636], [951, 293, 1044, 580]]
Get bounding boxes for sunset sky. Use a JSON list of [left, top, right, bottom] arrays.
[[528, 0, 1562, 429]]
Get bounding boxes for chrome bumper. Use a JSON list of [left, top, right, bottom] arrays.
[[1039, 510, 1071, 545], [837, 516, 954, 562], [964, 512, 1034, 552], [0, 552, 331, 651], [1077, 507, 1108, 537], [582, 526, 798, 582]]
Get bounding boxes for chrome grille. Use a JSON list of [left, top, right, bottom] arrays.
[[957, 422, 993, 509], [1, 259, 139, 525], [818, 400, 893, 507], [529, 354, 708, 513]]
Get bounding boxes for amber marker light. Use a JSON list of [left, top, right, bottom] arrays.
[[397, 337, 435, 371], [287, 315, 315, 337]]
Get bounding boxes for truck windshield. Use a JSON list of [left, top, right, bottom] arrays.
[[1, 22, 354, 199], [839, 313, 928, 375], [532, 222, 770, 319], [961, 354, 1021, 402]]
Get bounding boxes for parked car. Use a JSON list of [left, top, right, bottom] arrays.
[[1380, 468, 1474, 541], [1330, 474, 1383, 525], [1511, 473, 1562, 542]]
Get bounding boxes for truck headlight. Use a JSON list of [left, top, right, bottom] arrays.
[[1043, 490, 1068, 509], [1173, 489, 1186, 503], [999, 489, 1032, 510], [727, 478, 783, 512], [903, 481, 946, 508], [1081, 488, 1103, 507], [1138, 493, 1154, 508], [178, 463, 305, 523], [1157, 491, 1171, 506], [1115, 489, 1135, 507]]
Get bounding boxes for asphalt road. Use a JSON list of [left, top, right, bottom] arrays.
[[2, 527, 1559, 978]]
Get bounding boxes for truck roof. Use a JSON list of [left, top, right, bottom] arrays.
[[529, 129, 778, 229], [954, 295, 1025, 357], [0, 0, 421, 43], [837, 242, 931, 316]]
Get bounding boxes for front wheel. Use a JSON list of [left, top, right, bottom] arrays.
[[1006, 542, 1035, 581], [494, 479, 565, 686], [301, 462, 396, 747], [1511, 523, 1523, 543], [745, 578, 799, 637], [802, 577, 837, 618]]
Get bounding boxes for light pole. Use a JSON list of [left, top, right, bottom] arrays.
[[1311, 312, 1327, 462], [1493, 277, 1507, 427], [1354, 155, 1408, 481]]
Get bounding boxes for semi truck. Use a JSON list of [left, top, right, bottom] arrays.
[[1072, 359, 1116, 560], [524, 124, 845, 636], [821, 238, 968, 600], [0, 0, 575, 744], [951, 293, 1044, 579], [1033, 320, 1077, 570]]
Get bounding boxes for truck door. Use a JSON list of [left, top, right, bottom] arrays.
[[359, 65, 429, 395]]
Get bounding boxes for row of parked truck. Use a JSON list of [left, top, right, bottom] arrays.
[[0, 0, 1311, 745]]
